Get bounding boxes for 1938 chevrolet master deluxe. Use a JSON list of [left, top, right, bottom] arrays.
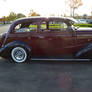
[[0, 17, 92, 63]]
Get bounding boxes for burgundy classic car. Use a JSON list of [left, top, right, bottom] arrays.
[[0, 17, 92, 63]]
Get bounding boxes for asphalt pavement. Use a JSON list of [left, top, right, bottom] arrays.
[[0, 25, 92, 92], [0, 59, 92, 92]]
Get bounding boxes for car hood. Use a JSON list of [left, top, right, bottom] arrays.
[[75, 27, 92, 36], [77, 27, 92, 31]]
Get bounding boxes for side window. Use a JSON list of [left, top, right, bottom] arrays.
[[29, 23, 37, 32], [15, 24, 30, 33], [14, 23, 37, 33], [40, 21, 51, 32], [49, 21, 68, 31], [15, 24, 21, 30], [40, 21, 47, 31]]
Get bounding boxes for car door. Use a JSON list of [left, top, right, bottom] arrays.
[[29, 21, 53, 56], [45, 19, 76, 57], [31, 19, 76, 57]]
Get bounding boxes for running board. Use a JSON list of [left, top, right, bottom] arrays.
[[31, 58, 91, 61]]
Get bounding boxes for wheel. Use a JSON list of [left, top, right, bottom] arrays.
[[11, 47, 28, 63]]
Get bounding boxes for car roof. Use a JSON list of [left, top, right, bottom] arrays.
[[14, 16, 72, 21], [12, 16, 74, 26], [9, 17, 73, 32]]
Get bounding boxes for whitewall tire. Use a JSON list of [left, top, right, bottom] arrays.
[[11, 47, 28, 63]]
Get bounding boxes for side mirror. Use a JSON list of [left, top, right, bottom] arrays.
[[68, 26, 73, 30], [75, 26, 79, 30]]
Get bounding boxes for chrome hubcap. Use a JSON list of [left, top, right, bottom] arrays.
[[11, 47, 27, 63], [14, 49, 25, 61]]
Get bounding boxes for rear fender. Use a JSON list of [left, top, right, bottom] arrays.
[[75, 44, 92, 59], [0, 41, 31, 57]]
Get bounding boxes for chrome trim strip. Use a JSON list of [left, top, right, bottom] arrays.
[[31, 58, 91, 61]]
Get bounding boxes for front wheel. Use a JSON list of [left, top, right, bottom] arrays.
[[11, 47, 28, 63]]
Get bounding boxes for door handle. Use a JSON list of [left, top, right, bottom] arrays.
[[49, 38, 52, 40], [88, 39, 91, 41], [38, 36, 44, 39]]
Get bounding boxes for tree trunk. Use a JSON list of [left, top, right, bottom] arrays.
[[73, 7, 76, 18]]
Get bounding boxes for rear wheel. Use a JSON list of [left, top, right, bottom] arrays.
[[11, 47, 28, 63]]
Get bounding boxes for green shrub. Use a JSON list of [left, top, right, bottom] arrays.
[[74, 23, 92, 28]]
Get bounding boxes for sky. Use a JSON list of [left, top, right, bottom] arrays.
[[0, 0, 92, 17]]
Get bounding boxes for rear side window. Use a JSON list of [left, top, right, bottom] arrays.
[[40, 21, 47, 30], [39, 21, 51, 32], [49, 21, 68, 31], [14, 24, 30, 33], [29, 23, 37, 32], [15, 24, 21, 30], [14, 23, 38, 33]]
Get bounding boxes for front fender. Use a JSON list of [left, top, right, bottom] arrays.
[[0, 41, 31, 58], [75, 44, 92, 59]]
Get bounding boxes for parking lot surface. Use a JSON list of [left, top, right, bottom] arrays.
[[0, 59, 92, 92], [0, 24, 10, 34], [0, 25, 92, 92]]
